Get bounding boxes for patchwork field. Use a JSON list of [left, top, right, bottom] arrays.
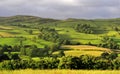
[[0, 25, 54, 47]]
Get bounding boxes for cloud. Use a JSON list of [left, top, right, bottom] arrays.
[[0, 0, 119, 19]]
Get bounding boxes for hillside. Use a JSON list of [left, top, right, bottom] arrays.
[[0, 15, 59, 25], [0, 15, 120, 46], [0, 15, 120, 57], [1, 15, 120, 71]]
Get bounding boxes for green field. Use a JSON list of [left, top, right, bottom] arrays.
[[56, 27, 101, 44], [0, 25, 54, 48]]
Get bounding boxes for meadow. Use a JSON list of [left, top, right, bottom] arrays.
[[0, 25, 54, 47]]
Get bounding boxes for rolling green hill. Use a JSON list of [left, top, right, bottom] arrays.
[[0, 15, 120, 56], [0, 15, 120, 45], [0, 15, 59, 25]]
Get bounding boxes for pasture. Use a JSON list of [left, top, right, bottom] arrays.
[[0, 25, 54, 47]]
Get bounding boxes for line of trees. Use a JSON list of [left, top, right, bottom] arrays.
[[0, 43, 63, 60], [20, 45, 50, 57], [74, 24, 94, 34], [38, 27, 71, 45], [38, 27, 64, 44], [20, 44, 62, 57], [0, 52, 119, 70]]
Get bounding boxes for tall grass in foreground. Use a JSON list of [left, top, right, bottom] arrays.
[[0, 69, 120, 74]]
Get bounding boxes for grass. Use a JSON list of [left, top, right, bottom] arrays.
[[53, 50, 104, 56], [32, 57, 40, 61], [62, 45, 111, 51], [0, 26, 13, 30], [0, 69, 120, 74], [64, 51, 104, 56], [0, 32, 14, 37], [0, 25, 54, 47], [53, 45, 111, 57], [0, 37, 54, 47], [0, 38, 21, 45], [56, 27, 101, 44], [0, 24, 120, 46]]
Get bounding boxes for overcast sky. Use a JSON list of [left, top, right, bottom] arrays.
[[0, 0, 120, 19]]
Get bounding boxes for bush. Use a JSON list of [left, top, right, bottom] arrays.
[[1, 55, 120, 70], [0, 54, 9, 62], [11, 54, 20, 60], [101, 52, 109, 59]]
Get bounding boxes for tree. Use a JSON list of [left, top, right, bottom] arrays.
[[2, 44, 8, 52], [79, 55, 95, 69], [101, 52, 109, 59], [7, 46, 12, 55], [74, 24, 94, 34], [99, 36, 119, 49], [0, 47, 4, 55], [48, 44, 61, 52], [109, 53, 118, 60], [114, 27, 119, 31], [62, 40, 70, 45], [112, 57, 120, 69], [20, 47, 26, 55], [0, 54, 9, 62], [13, 45, 20, 52], [11, 54, 20, 60], [58, 50, 65, 57], [38, 27, 64, 44]]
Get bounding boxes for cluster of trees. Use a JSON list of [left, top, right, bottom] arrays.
[[0, 52, 119, 70], [20, 44, 63, 57], [114, 27, 120, 35], [0, 45, 21, 62], [0, 45, 21, 52], [38, 27, 81, 45], [0, 53, 20, 62], [20, 45, 49, 57], [12, 23, 30, 28], [98, 36, 120, 49], [0, 43, 63, 59], [74, 24, 94, 34], [38, 27, 68, 44], [0, 43, 65, 62]]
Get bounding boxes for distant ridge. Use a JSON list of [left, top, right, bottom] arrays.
[[0, 15, 120, 25], [0, 15, 59, 24]]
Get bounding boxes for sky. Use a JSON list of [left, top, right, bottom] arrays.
[[0, 0, 120, 19]]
